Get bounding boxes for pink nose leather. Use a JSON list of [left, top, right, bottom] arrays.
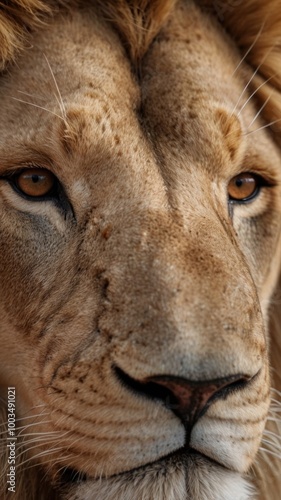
[[144, 374, 249, 426]]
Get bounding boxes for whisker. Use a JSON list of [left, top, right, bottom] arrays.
[[17, 90, 46, 100], [0, 435, 62, 453], [262, 438, 281, 452], [269, 404, 281, 412], [267, 417, 281, 423], [43, 53, 67, 122], [271, 388, 281, 398], [17, 412, 50, 423], [29, 429, 70, 440], [263, 429, 281, 440], [231, 44, 276, 117], [238, 74, 276, 118], [0, 413, 50, 430], [259, 446, 281, 460], [231, 23, 265, 77], [21, 432, 66, 445], [17, 420, 53, 434], [270, 399, 281, 407], [22, 453, 73, 473], [244, 118, 281, 136], [11, 97, 65, 122], [0, 430, 66, 445], [246, 91, 274, 131], [16, 446, 65, 467]]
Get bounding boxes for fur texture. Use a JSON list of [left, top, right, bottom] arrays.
[[201, 0, 281, 143], [0, 1, 281, 499]]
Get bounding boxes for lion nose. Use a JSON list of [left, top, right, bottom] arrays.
[[116, 367, 250, 428], [144, 374, 250, 427]]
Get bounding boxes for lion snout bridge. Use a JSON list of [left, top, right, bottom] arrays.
[[103, 212, 265, 382], [115, 367, 253, 429]]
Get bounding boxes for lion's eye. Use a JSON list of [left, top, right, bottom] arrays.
[[228, 173, 260, 202], [13, 168, 56, 198]]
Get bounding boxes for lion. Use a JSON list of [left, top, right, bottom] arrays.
[[0, 0, 281, 498]]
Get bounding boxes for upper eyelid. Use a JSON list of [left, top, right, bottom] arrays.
[[0, 151, 57, 175], [0, 165, 51, 178], [228, 172, 276, 188]]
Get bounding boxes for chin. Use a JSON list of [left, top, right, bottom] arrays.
[[62, 452, 254, 500]]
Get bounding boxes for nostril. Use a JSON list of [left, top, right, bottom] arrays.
[[115, 366, 179, 408], [146, 374, 251, 427], [115, 366, 252, 428]]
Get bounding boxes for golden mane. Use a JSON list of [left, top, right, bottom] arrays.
[[0, 0, 177, 68], [0, 0, 55, 69]]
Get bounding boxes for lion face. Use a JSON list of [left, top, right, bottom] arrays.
[[0, 1, 281, 499]]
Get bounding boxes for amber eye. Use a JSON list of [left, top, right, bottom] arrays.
[[228, 173, 260, 202], [15, 168, 56, 198]]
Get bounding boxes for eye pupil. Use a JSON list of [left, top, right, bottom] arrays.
[[32, 175, 40, 184], [235, 179, 243, 188]]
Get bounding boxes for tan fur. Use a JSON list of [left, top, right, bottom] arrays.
[[0, 1, 281, 499]]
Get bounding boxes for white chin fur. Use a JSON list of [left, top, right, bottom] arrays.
[[64, 453, 255, 500]]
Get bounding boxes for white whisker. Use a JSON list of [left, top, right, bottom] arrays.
[[259, 446, 281, 460], [11, 97, 65, 122], [245, 118, 281, 136], [16, 446, 65, 467], [22, 453, 73, 473], [264, 429, 281, 440], [0, 435, 62, 453], [17, 412, 50, 423], [262, 438, 281, 452], [267, 417, 281, 424], [0, 413, 50, 431], [238, 74, 275, 118], [17, 90, 46, 100], [231, 44, 276, 117], [18, 430, 65, 437], [271, 388, 281, 397], [246, 90, 274, 131], [231, 24, 265, 77], [43, 53, 67, 122], [270, 399, 281, 406], [17, 420, 53, 434]]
